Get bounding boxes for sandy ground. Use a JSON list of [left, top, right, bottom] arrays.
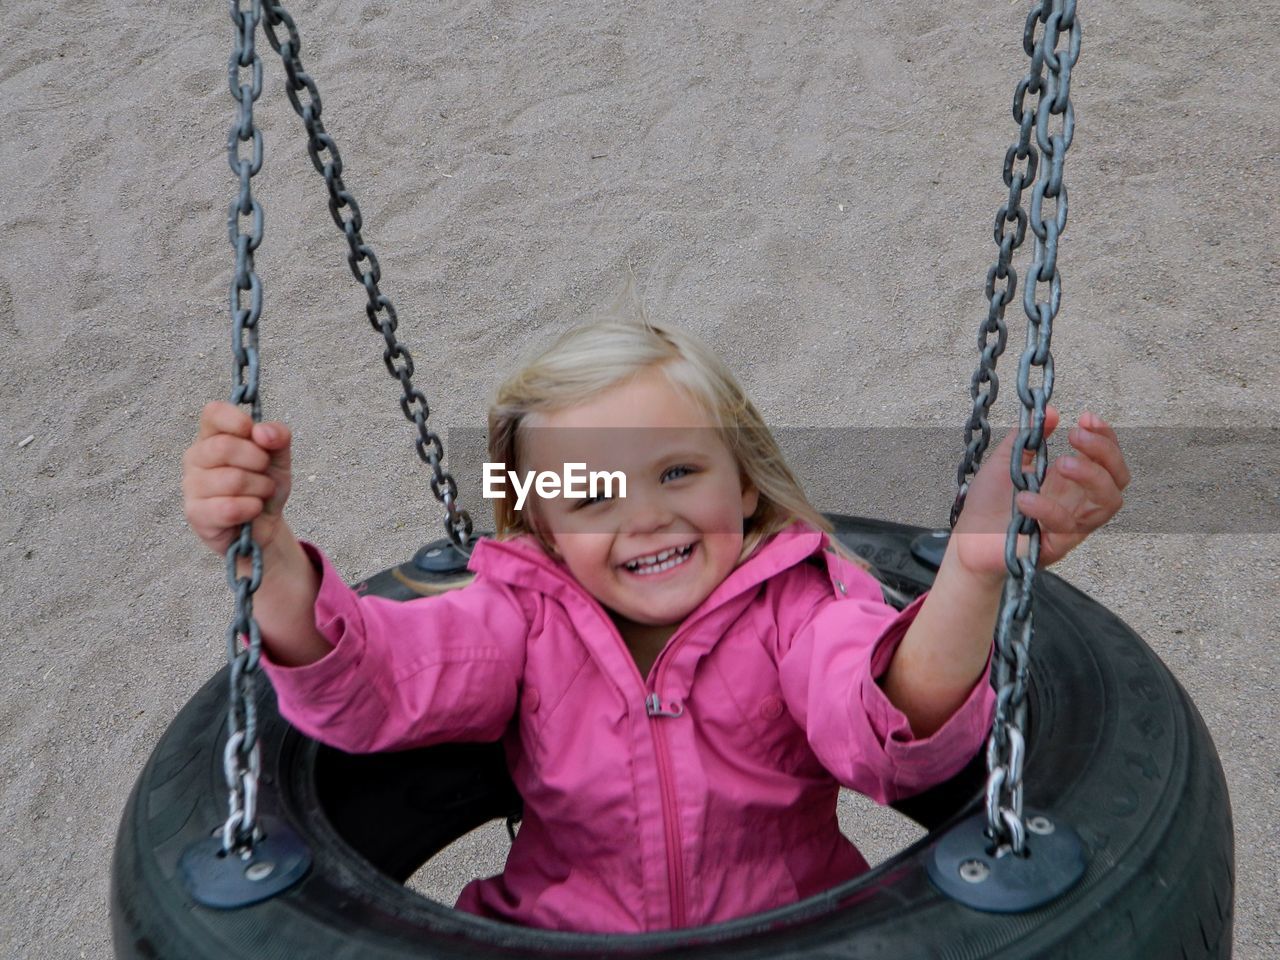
[[2, 0, 1276, 956]]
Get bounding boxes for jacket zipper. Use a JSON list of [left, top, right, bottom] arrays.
[[646, 677, 687, 929], [582, 591, 696, 931]]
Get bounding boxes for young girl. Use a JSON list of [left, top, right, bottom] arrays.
[[182, 320, 1128, 933]]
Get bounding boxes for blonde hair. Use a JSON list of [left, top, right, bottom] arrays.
[[487, 319, 838, 562]]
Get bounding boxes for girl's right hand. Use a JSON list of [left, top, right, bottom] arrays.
[[182, 401, 294, 556]]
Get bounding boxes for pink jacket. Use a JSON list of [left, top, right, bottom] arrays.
[[265, 524, 995, 933]]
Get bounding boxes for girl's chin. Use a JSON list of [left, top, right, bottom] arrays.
[[609, 580, 707, 624], [613, 589, 706, 626]]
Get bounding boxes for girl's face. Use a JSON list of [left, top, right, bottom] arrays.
[[523, 367, 758, 629]]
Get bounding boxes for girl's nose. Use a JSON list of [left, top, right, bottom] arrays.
[[620, 489, 674, 535]]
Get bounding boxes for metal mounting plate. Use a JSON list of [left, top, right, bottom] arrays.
[[909, 529, 950, 570], [179, 818, 311, 909], [413, 537, 475, 574], [927, 810, 1087, 913]]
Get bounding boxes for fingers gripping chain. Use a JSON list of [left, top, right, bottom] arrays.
[[952, 0, 1080, 855]]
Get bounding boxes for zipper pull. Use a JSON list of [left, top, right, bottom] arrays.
[[645, 693, 684, 718]]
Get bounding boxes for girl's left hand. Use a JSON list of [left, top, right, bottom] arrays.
[[951, 407, 1130, 581]]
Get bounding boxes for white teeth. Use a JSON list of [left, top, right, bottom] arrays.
[[624, 544, 693, 574]]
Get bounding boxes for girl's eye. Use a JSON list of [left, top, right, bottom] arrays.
[[662, 465, 695, 483]]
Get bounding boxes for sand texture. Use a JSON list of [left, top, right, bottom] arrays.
[[2, 0, 1276, 956]]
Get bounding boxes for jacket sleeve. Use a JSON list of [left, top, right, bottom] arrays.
[[776, 568, 995, 804], [259, 542, 530, 754]]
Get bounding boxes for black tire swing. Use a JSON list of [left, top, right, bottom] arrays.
[[112, 2, 1235, 958]]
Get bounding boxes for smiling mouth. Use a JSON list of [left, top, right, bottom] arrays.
[[622, 543, 696, 575]]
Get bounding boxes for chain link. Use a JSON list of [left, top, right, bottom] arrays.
[[953, 0, 1080, 855], [221, 0, 267, 854], [259, 0, 473, 548]]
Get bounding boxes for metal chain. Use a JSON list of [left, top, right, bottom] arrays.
[[951, 5, 1050, 528], [258, 0, 473, 549], [954, 0, 1080, 855], [221, 0, 267, 854], [217, 0, 474, 854]]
